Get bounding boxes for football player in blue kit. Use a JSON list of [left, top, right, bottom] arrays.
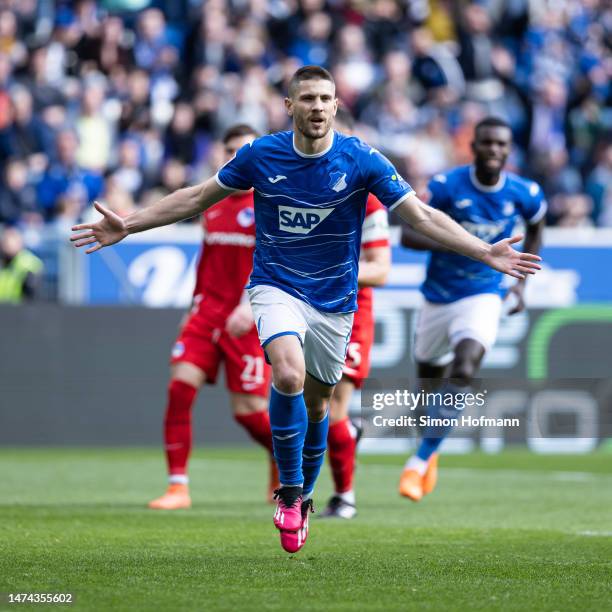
[[399, 117, 546, 501], [71, 68, 542, 553]]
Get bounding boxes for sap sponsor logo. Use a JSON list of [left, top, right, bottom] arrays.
[[278, 205, 334, 234], [329, 172, 347, 192], [172, 341, 185, 359], [455, 198, 473, 209], [461, 220, 507, 242], [237, 207, 255, 227]]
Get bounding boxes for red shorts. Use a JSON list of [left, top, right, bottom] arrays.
[[170, 312, 271, 397], [342, 306, 374, 388]]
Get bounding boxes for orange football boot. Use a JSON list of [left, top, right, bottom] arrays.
[[148, 483, 192, 510], [398, 469, 424, 502], [422, 453, 439, 496], [267, 458, 281, 504]]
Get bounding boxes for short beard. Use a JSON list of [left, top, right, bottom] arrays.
[[295, 115, 332, 140]]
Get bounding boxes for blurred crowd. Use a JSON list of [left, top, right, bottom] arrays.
[[0, 0, 611, 237]]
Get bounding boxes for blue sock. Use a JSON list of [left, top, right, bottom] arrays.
[[269, 386, 308, 487], [416, 382, 465, 462], [302, 411, 329, 496]]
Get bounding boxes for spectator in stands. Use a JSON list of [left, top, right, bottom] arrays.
[[20, 46, 65, 111], [333, 24, 377, 108], [0, 9, 28, 68], [36, 128, 103, 221], [0, 53, 14, 131], [455, 3, 503, 106], [118, 68, 151, 133], [0, 0, 608, 233], [108, 138, 145, 200], [529, 76, 568, 161], [134, 9, 170, 73], [0, 158, 39, 225], [0, 226, 43, 303], [587, 144, 612, 226], [76, 15, 135, 75], [551, 193, 595, 228], [75, 75, 114, 172], [363, 0, 408, 60], [289, 11, 333, 68], [410, 27, 464, 104], [164, 101, 199, 167], [0, 86, 51, 171]]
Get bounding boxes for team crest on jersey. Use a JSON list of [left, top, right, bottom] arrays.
[[329, 172, 347, 193], [278, 205, 334, 234], [237, 207, 255, 227], [171, 341, 185, 359], [502, 200, 515, 216]]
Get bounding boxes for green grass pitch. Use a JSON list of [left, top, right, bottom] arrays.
[[1, 447, 611, 611]]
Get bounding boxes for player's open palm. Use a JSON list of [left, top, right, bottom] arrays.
[[70, 202, 128, 254], [483, 235, 541, 280]]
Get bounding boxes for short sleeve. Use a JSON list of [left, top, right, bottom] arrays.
[[427, 174, 451, 212], [362, 147, 414, 211], [215, 142, 255, 191], [520, 181, 547, 225]]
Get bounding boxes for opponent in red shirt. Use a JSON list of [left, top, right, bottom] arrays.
[[321, 110, 392, 519], [149, 125, 275, 510]]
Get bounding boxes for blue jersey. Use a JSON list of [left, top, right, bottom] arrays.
[[423, 166, 546, 303], [216, 131, 413, 313]]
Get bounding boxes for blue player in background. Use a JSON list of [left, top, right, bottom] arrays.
[[71, 68, 542, 553], [399, 117, 546, 502]]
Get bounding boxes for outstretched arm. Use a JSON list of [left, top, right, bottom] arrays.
[[393, 193, 542, 279], [71, 176, 231, 254], [400, 223, 448, 252]]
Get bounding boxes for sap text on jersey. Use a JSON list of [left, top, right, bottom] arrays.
[[278, 205, 335, 235]]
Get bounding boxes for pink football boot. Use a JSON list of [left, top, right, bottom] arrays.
[[272, 486, 303, 532], [279, 499, 313, 553]]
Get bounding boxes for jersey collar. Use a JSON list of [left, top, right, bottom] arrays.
[[292, 131, 335, 158], [469, 166, 507, 193]]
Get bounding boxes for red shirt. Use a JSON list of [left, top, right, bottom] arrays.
[[356, 195, 390, 315], [192, 191, 255, 326]]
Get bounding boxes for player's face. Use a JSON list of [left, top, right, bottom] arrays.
[[472, 126, 512, 175], [224, 134, 255, 164], [286, 78, 338, 140]]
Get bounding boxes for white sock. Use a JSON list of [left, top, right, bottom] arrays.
[[405, 455, 428, 476], [338, 490, 355, 505], [169, 474, 189, 485]]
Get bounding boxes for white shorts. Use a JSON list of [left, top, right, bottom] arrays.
[[414, 293, 502, 366], [248, 285, 354, 386]]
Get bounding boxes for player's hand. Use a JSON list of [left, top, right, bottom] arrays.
[[70, 201, 128, 254], [225, 302, 254, 338], [482, 235, 541, 280], [504, 283, 526, 315]]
